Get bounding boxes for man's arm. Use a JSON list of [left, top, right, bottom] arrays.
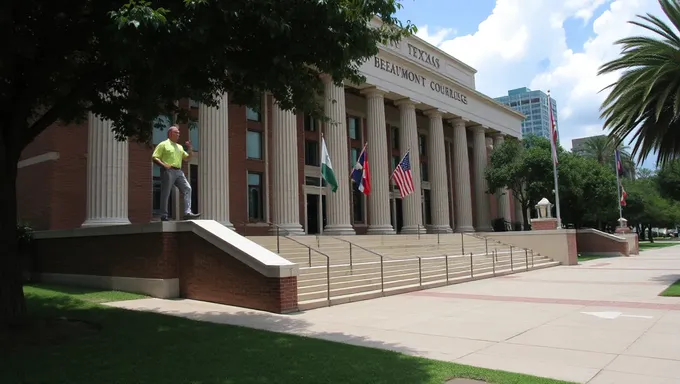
[[183, 141, 194, 162]]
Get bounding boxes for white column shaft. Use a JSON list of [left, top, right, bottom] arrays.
[[493, 135, 512, 223], [452, 119, 474, 232], [426, 111, 452, 233], [322, 76, 355, 235], [271, 99, 304, 235], [198, 93, 233, 228], [397, 100, 422, 234], [363, 89, 395, 234], [82, 112, 130, 227], [472, 126, 492, 231]]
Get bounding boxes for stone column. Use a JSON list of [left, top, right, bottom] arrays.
[[472, 125, 492, 231], [270, 98, 305, 235], [451, 118, 474, 232], [82, 112, 131, 227], [321, 75, 355, 235], [361, 88, 395, 234], [198, 93, 233, 228], [493, 134, 512, 223], [425, 110, 452, 233], [395, 99, 422, 234]]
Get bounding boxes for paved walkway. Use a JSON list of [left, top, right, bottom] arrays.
[[107, 246, 680, 384]]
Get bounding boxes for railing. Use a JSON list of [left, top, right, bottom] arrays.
[[331, 236, 386, 295], [238, 221, 289, 253], [280, 235, 332, 303]]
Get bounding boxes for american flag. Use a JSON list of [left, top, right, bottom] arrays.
[[391, 151, 415, 198]]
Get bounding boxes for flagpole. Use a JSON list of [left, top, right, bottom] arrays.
[[614, 150, 623, 221], [547, 91, 562, 229], [391, 148, 410, 180], [319, 131, 324, 236]]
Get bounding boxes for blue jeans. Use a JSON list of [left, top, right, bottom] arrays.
[[160, 168, 192, 218]]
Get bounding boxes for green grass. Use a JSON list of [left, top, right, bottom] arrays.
[[639, 242, 678, 251], [660, 279, 680, 297], [0, 284, 574, 384]]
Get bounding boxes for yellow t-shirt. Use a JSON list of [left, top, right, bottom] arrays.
[[152, 139, 188, 168]]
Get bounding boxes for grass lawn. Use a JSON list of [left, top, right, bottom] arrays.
[[0, 284, 574, 384], [660, 279, 680, 297], [639, 242, 678, 251]]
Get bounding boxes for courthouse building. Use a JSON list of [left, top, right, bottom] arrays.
[[16, 27, 526, 236]]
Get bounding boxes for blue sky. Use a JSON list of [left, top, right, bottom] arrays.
[[395, 0, 662, 171]]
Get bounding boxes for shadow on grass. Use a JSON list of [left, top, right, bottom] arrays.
[[2, 293, 533, 384]]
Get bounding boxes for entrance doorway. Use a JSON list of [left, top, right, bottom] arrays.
[[306, 194, 327, 234], [390, 198, 404, 233]]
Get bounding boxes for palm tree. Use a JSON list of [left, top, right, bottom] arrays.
[[598, 0, 680, 167], [576, 135, 636, 179]]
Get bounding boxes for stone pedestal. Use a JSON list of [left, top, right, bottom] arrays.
[[198, 93, 233, 228], [82, 112, 131, 227], [362, 88, 395, 234], [471, 126, 492, 232], [321, 75, 355, 235], [270, 99, 305, 235], [451, 118, 474, 232], [396, 99, 423, 234], [426, 110, 452, 233], [531, 218, 558, 230]]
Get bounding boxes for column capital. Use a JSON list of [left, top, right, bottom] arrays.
[[360, 86, 388, 97], [424, 108, 446, 118], [448, 117, 468, 127], [394, 98, 418, 108], [470, 124, 487, 134], [492, 132, 506, 143], [320, 73, 344, 86]]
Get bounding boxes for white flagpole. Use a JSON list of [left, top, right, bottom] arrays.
[[614, 150, 623, 220], [319, 130, 324, 236], [548, 91, 562, 228]]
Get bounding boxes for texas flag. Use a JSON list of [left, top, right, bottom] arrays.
[[620, 185, 628, 207], [351, 144, 371, 196]]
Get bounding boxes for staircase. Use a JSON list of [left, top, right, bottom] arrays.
[[247, 232, 559, 310]]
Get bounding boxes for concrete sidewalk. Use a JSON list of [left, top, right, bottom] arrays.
[[107, 246, 680, 384]]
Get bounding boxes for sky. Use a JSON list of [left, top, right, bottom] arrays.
[[395, 0, 667, 170]]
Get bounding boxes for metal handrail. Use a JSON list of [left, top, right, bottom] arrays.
[[281, 235, 332, 302], [331, 236, 386, 294], [236, 221, 290, 254]]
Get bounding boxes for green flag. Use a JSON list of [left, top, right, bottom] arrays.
[[320, 137, 338, 192]]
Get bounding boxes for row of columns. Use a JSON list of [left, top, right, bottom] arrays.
[[80, 81, 514, 233]]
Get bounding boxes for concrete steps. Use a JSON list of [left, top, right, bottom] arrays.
[[246, 233, 557, 311]]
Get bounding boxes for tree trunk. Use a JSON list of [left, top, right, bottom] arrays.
[[521, 202, 530, 231], [0, 138, 26, 328], [648, 224, 654, 243]]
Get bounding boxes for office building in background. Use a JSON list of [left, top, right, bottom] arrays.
[[494, 87, 558, 139]]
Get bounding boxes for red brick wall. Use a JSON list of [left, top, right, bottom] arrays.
[[566, 231, 578, 264], [532, 219, 557, 230], [32, 230, 298, 313], [576, 231, 629, 256]]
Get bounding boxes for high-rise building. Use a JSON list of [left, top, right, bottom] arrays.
[[494, 87, 558, 139]]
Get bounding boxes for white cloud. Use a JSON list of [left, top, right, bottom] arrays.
[[416, 0, 666, 154]]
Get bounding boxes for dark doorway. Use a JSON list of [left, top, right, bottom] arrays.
[[390, 198, 404, 233], [189, 164, 199, 213], [306, 194, 327, 234]]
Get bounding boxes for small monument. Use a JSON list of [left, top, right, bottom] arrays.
[[615, 217, 631, 234], [530, 197, 558, 230]]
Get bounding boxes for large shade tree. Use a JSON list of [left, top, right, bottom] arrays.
[[598, 0, 680, 166], [0, 0, 415, 327]]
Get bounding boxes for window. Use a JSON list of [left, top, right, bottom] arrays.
[[305, 140, 319, 166], [305, 176, 327, 187], [246, 95, 262, 122], [352, 187, 364, 223], [421, 163, 429, 182], [419, 134, 427, 156], [246, 130, 262, 159], [348, 116, 361, 140], [152, 115, 173, 145], [350, 147, 359, 167], [391, 126, 399, 150], [247, 172, 264, 221], [304, 114, 317, 132], [188, 121, 200, 151]]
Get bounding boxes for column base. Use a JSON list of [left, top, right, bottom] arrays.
[[367, 225, 396, 235], [400, 225, 426, 235], [81, 218, 131, 227], [455, 225, 475, 233], [269, 223, 305, 236], [323, 224, 356, 236], [429, 225, 453, 234]]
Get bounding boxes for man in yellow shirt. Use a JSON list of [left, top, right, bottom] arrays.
[[152, 126, 201, 221]]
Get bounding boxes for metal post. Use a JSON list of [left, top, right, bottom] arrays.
[[437, 231, 440, 245], [308, 247, 312, 267], [326, 258, 331, 302], [380, 257, 385, 294], [485, 238, 488, 255], [317, 235, 320, 249], [531, 250, 534, 267], [418, 257, 422, 286], [470, 252, 474, 278], [525, 249, 529, 271], [276, 226, 280, 254], [445, 255, 449, 284], [349, 243, 353, 269], [492, 250, 496, 275], [418, 224, 421, 240], [510, 246, 513, 271], [461, 232, 465, 255]]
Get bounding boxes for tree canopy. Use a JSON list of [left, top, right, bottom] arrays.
[[598, 0, 680, 166], [0, 0, 415, 327]]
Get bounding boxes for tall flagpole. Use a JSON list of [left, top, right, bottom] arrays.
[[319, 130, 324, 236], [614, 150, 623, 220], [548, 90, 562, 229]]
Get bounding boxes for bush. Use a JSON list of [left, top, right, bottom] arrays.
[[492, 217, 507, 232], [17, 222, 34, 248]]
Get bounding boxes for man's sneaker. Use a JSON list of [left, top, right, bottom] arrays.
[[183, 212, 201, 220]]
